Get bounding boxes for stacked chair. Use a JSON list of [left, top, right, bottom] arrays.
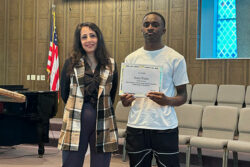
[[175, 104, 203, 166], [186, 106, 239, 167], [115, 83, 250, 166], [186, 84, 192, 103], [217, 85, 245, 108], [226, 108, 250, 167], [190, 84, 218, 106], [114, 101, 130, 161], [244, 86, 250, 108]]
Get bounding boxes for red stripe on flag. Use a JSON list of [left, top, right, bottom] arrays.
[[50, 43, 55, 72], [51, 68, 59, 91]]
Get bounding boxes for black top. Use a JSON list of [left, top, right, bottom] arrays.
[[83, 61, 100, 108], [60, 58, 118, 107]]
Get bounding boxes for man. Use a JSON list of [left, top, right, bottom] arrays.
[[120, 12, 189, 167]]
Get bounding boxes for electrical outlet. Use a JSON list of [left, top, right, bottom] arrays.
[[37, 75, 40, 80], [41, 75, 45, 81], [31, 75, 36, 80], [27, 75, 30, 80]]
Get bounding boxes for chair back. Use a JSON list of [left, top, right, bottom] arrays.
[[238, 108, 250, 142], [217, 84, 245, 108], [115, 101, 130, 129], [191, 84, 218, 106], [175, 104, 203, 136], [245, 85, 250, 108], [186, 84, 192, 104], [202, 106, 238, 140]]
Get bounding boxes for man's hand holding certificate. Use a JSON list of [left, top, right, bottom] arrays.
[[119, 63, 163, 97]]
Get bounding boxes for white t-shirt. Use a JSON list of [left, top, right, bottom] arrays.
[[125, 46, 189, 130]]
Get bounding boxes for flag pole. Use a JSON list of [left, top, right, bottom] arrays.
[[52, 4, 56, 10], [49, 2, 60, 102], [52, 0, 56, 9], [47, 3, 56, 80]]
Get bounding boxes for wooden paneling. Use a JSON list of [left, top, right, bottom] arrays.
[[206, 61, 225, 84], [22, 41, 34, 68], [9, 18, 20, 40], [0, 41, 4, 61], [0, 0, 6, 84], [0, 18, 4, 40], [116, 0, 133, 65], [37, 43, 48, 67], [35, 0, 50, 90], [152, 0, 168, 44], [227, 60, 247, 85], [67, 0, 81, 56], [22, 41, 34, 65], [23, 18, 34, 40], [22, 67, 33, 88], [23, 0, 34, 17], [68, 1, 81, 18], [248, 62, 250, 84], [0, 40, 5, 84], [22, 0, 35, 86], [1, 0, 250, 117], [0, 0, 5, 18], [100, 0, 116, 58], [9, 0, 20, 17], [186, 0, 204, 84], [133, 0, 151, 50], [7, 67, 19, 84], [169, 0, 186, 56], [35, 67, 48, 90], [38, 19, 49, 41], [38, 0, 50, 17], [8, 0, 20, 83], [83, 0, 99, 24]]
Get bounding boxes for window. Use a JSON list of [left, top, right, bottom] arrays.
[[217, 0, 237, 58], [197, 0, 246, 59]]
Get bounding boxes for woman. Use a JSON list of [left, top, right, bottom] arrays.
[[58, 22, 118, 167]]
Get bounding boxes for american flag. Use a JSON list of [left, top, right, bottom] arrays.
[[47, 9, 59, 92]]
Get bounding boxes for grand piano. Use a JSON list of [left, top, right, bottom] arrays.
[[0, 85, 58, 157]]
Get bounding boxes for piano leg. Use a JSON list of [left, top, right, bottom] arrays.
[[38, 143, 44, 158], [37, 120, 48, 158]]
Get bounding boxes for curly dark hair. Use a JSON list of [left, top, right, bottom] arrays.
[[68, 22, 111, 74]]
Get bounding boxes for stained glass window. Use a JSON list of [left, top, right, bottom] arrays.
[[216, 0, 237, 58]]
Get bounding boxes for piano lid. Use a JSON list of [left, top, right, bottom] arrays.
[[0, 88, 26, 103]]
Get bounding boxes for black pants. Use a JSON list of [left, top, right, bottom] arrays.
[[126, 127, 180, 167]]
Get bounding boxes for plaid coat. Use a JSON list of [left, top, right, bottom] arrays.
[[58, 57, 118, 152]]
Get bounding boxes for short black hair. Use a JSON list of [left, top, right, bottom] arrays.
[[143, 12, 166, 28]]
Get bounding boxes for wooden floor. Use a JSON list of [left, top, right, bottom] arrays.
[[0, 144, 195, 167], [1, 118, 249, 167], [0, 119, 194, 167], [0, 144, 139, 167]]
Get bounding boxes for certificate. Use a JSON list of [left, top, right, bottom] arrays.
[[119, 63, 163, 97]]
